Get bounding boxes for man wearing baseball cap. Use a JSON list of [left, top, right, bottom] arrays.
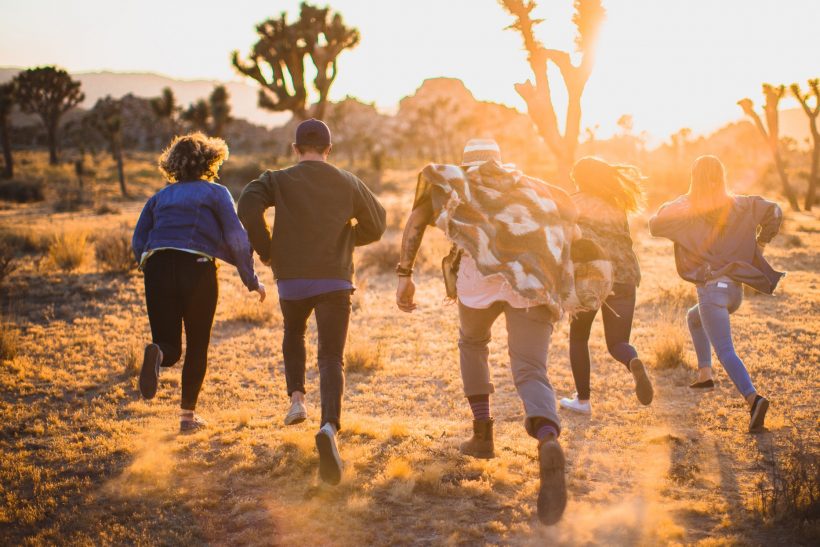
[[238, 118, 386, 485]]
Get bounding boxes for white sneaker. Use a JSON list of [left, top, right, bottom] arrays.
[[284, 400, 307, 425], [559, 394, 591, 415], [315, 423, 343, 485]]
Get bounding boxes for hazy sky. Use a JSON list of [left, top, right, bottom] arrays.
[[1, 0, 817, 139]]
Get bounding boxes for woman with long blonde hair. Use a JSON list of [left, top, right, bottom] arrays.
[[649, 155, 783, 432], [559, 156, 654, 415]]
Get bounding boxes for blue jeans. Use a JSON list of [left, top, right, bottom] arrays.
[[686, 280, 756, 397]]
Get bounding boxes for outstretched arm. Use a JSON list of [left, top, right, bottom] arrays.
[[396, 200, 434, 313]]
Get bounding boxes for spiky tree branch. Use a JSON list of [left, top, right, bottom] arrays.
[[500, 0, 605, 183], [232, 2, 359, 121], [738, 84, 800, 211], [790, 79, 819, 209]]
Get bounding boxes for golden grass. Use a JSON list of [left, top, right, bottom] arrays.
[[95, 229, 136, 273], [0, 313, 18, 361], [0, 161, 817, 545], [651, 320, 689, 369], [345, 340, 383, 373], [48, 231, 88, 272]]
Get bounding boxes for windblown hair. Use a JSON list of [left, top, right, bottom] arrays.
[[158, 132, 229, 183], [571, 156, 646, 213], [687, 155, 735, 230]]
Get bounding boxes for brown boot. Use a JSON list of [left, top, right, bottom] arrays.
[[459, 418, 495, 459]]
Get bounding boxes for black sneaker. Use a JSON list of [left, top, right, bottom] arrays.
[[629, 358, 654, 405], [689, 379, 715, 390], [315, 423, 343, 485], [749, 395, 769, 432], [139, 344, 163, 400], [537, 439, 567, 525]]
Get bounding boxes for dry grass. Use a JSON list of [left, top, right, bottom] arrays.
[[0, 158, 817, 546], [0, 312, 18, 361], [650, 320, 689, 369], [48, 232, 88, 272], [95, 229, 136, 273], [345, 340, 384, 373]]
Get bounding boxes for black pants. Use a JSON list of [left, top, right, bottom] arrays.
[[569, 282, 639, 400], [280, 290, 352, 430], [143, 250, 218, 411]]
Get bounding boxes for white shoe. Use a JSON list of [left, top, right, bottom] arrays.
[[284, 400, 307, 425], [315, 423, 343, 485], [559, 394, 591, 415]]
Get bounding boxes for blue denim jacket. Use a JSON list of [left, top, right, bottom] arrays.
[[132, 181, 259, 291]]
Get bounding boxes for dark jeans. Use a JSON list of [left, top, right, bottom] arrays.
[[280, 290, 352, 430], [569, 282, 639, 400], [143, 250, 218, 410]]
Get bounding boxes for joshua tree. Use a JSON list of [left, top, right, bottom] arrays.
[[13, 66, 84, 165], [87, 96, 127, 196], [500, 0, 605, 184], [181, 99, 211, 133], [150, 87, 179, 140], [209, 85, 231, 138], [738, 84, 800, 211], [0, 82, 15, 178], [790, 79, 819, 210], [232, 2, 360, 121]]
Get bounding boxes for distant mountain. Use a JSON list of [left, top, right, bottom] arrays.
[[0, 67, 290, 128]]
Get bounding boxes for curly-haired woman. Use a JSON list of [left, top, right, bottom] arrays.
[[132, 132, 266, 432], [559, 156, 654, 415], [650, 155, 782, 432]]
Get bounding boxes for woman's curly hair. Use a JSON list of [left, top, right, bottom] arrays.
[[158, 132, 229, 183]]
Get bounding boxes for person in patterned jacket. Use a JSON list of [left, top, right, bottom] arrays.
[[395, 139, 578, 526]]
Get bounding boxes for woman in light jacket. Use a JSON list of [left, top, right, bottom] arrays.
[[649, 155, 783, 432], [132, 132, 266, 432], [559, 157, 654, 415]]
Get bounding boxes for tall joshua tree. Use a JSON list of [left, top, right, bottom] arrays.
[[181, 99, 211, 133], [232, 2, 360, 121], [209, 85, 231, 138], [790, 79, 819, 210], [500, 0, 605, 184], [738, 84, 800, 211], [150, 87, 179, 140], [87, 96, 127, 196], [0, 82, 15, 178], [13, 66, 84, 165]]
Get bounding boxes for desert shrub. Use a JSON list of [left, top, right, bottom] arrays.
[[96, 203, 121, 215], [356, 238, 401, 275], [779, 233, 804, 248], [646, 283, 697, 312], [0, 241, 19, 286], [755, 430, 820, 535], [218, 160, 267, 197], [0, 228, 50, 255], [122, 344, 140, 376], [0, 314, 18, 361], [651, 321, 688, 369], [53, 183, 90, 213], [95, 231, 135, 273], [0, 179, 45, 203], [48, 232, 88, 272], [231, 301, 275, 325], [345, 341, 383, 373]]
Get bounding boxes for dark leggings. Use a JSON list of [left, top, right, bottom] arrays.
[[569, 282, 639, 400], [144, 250, 218, 411], [280, 290, 352, 430]]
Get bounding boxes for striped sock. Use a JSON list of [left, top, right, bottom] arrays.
[[536, 422, 559, 443], [467, 395, 491, 421]]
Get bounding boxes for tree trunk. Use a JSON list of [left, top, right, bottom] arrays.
[[0, 120, 12, 179], [806, 133, 819, 210], [113, 140, 127, 197], [772, 151, 800, 211], [47, 123, 59, 165]]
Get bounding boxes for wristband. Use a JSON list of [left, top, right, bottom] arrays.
[[396, 264, 413, 277]]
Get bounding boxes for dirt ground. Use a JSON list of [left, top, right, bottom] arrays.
[[0, 171, 818, 546]]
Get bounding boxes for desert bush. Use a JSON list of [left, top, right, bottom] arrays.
[[0, 241, 19, 285], [96, 203, 121, 215], [0, 179, 45, 203], [651, 320, 688, 369], [48, 232, 88, 272], [231, 301, 275, 325], [646, 283, 697, 311], [0, 314, 18, 361], [218, 160, 267, 197], [0, 227, 50, 255], [356, 238, 401, 275], [755, 430, 820, 535], [53, 183, 90, 212], [345, 341, 383, 373], [95, 231, 136, 273], [122, 344, 140, 376], [779, 234, 804, 248]]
